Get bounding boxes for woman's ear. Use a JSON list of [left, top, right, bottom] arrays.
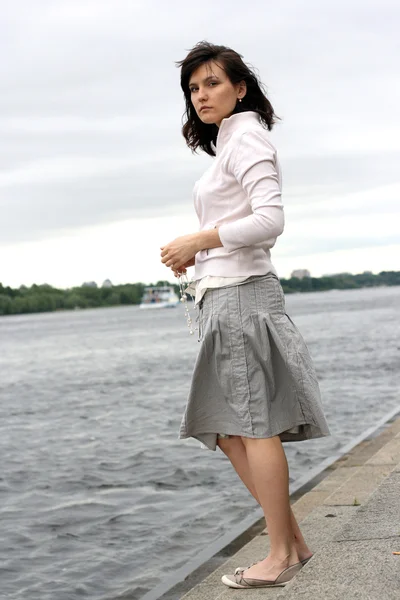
[[239, 80, 247, 100]]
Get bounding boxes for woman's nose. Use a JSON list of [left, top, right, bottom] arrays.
[[198, 87, 208, 101]]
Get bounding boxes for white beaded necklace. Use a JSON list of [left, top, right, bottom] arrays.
[[178, 272, 199, 337]]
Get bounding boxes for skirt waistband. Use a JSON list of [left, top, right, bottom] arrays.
[[198, 272, 284, 316]]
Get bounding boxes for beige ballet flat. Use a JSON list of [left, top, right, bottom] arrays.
[[234, 554, 313, 575], [221, 561, 303, 589]]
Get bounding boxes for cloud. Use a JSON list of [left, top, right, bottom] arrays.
[[0, 0, 399, 284], [1, 213, 399, 290]]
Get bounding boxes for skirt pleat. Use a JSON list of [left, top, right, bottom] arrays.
[[179, 272, 331, 451]]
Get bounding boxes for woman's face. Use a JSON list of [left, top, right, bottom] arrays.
[[189, 61, 246, 127]]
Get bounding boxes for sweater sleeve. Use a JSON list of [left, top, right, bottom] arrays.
[[218, 130, 284, 252]]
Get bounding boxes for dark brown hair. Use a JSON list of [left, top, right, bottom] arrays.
[[176, 41, 280, 157]]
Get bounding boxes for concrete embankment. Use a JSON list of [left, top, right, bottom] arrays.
[[140, 412, 400, 600], [178, 414, 400, 599]]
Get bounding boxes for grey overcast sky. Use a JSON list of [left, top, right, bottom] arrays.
[[1, 0, 399, 288]]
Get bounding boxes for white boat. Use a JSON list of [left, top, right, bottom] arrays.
[[139, 285, 180, 309]]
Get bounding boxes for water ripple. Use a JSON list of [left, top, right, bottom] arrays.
[[0, 286, 399, 599]]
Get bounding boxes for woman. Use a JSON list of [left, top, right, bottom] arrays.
[[160, 41, 330, 590]]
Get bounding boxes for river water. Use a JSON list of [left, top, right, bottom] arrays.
[[1, 285, 399, 599]]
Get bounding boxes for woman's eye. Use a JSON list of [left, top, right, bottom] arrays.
[[190, 82, 217, 93]]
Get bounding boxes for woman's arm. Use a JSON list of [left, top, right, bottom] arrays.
[[195, 227, 223, 251], [160, 230, 222, 272], [217, 130, 284, 252]]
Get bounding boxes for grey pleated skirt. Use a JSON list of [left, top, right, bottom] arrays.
[[179, 272, 331, 451]]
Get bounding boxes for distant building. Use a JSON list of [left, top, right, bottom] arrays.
[[291, 269, 311, 279], [82, 281, 98, 288], [102, 279, 113, 288]]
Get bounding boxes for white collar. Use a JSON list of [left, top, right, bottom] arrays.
[[216, 111, 260, 153]]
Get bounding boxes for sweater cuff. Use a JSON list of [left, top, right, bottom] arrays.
[[218, 222, 245, 253]]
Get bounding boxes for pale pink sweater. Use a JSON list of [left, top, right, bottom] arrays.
[[193, 111, 284, 280]]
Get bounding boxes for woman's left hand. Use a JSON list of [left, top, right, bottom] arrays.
[[160, 234, 200, 271]]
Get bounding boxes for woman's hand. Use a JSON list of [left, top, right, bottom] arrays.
[[171, 257, 195, 278], [160, 234, 200, 272]]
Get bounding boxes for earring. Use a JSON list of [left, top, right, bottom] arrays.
[[238, 98, 242, 103]]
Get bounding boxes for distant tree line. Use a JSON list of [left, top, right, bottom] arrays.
[[0, 271, 399, 316], [0, 282, 146, 316], [280, 270, 400, 294]]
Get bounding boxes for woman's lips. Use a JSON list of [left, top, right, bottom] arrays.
[[200, 107, 211, 112]]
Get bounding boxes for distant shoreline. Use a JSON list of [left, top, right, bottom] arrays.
[[0, 271, 399, 317]]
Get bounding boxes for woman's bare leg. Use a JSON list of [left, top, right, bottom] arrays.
[[217, 436, 312, 560], [217, 436, 310, 556]]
